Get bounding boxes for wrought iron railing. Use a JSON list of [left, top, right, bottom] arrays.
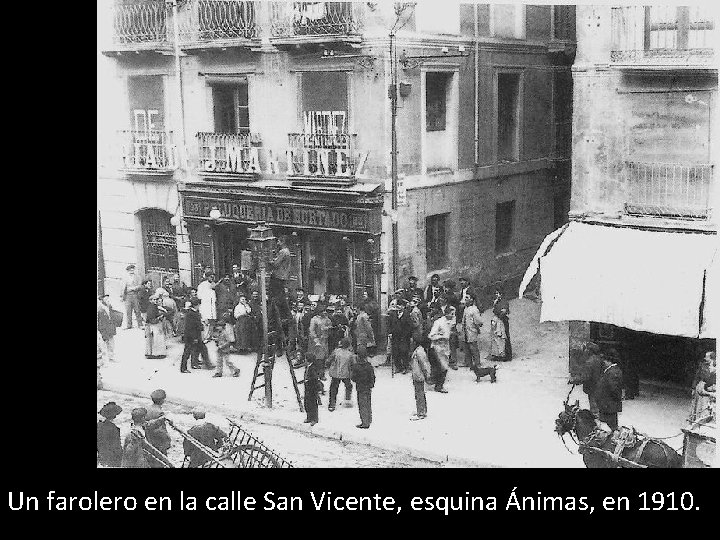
[[180, 0, 259, 43], [270, 1, 359, 38], [112, 0, 169, 44], [287, 133, 358, 178], [624, 161, 713, 219], [197, 132, 262, 174], [610, 6, 714, 65], [120, 130, 177, 171]]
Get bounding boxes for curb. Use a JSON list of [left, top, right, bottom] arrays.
[[102, 382, 498, 468]]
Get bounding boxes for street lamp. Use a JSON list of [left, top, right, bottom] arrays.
[[247, 221, 276, 408], [209, 206, 221, 220]]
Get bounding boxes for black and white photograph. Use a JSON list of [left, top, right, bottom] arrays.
[[96, 0, 717, 469]]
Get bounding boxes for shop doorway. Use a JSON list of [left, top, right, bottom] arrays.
[[216, 225, 249, 278], [307, 233, 351, 298]]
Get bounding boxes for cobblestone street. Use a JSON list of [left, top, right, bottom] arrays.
[[98, 390, 443, 468]]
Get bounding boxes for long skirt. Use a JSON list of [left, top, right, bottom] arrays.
[[234, 315, 256, 351], [145, 322, 167, 358]]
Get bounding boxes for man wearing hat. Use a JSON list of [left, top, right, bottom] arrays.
[[184, 408, 228, 468], [180, 297, 212, 373], [309, 306, 333, 377], [404, 276, 424, 304], [97, 294, 117, 362], [351, 349, 375, 429], [145, 390, 172, 467], [121, 264, 144, 330], [595, 350, 624, 431], [121, 408, 150, 468], [422, 274, 442, 315], [388, 298, 412, 374], [303, 353, 323, 426], [97, 402, 123, 467]]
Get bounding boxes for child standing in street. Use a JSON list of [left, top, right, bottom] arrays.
[[213, 312, 241, 378], [410, 342, 431, 420], [327, 337, 356, 412], [303, 353, 323, 426]]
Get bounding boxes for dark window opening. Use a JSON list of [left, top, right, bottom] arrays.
[[426, 72, 451, 132], [495, 201, 515, 254], [212, 83, 250, 134], [426, 213, 449, 270], [140, 209, 178, 280], [497, 73, 520, 162]]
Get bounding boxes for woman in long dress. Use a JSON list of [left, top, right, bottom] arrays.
[[156, 288, 176, 338], [488, 313, 507, 362], [233, 294, 254, 352], [145, 295, 167, 358]]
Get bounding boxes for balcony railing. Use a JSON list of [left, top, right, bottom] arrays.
[[270, 2, 359, 38], [197, 132, 262, 177], [111, 0, 169, 45], [120, 131, 177, 173], [611, 6, 714, 66], [624, 161, 713, 219], [180, 0, 259, 44], [287, 133, 358, 183]]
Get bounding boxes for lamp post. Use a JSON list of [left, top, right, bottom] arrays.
[[248, 221, 276, 408]]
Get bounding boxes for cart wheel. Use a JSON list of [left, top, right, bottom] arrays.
[[228, 444, 282, 468]]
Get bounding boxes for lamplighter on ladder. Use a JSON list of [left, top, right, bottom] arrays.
[[246, 221, 305, 411]]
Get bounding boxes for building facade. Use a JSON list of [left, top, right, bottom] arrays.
[[98, 1, 576, 320], [520, 4, 716, 390]]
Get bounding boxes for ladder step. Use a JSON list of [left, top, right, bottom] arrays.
[[252, 383, 266, 390]]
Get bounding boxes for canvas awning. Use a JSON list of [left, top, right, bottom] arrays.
[[519, 221, 718, 339]]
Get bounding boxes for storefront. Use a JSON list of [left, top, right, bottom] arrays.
[[178, 184, 383, 304], [520, 221, 717, 389]]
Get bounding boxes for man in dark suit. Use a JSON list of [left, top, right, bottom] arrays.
[[351, 350, 375, 429], [581, 342, 604, 417], [389, 299, 413, 373], [422, 274, 442, 317], [595, 350, 624, 430], [180, 297, 211, 373], [184, 408, 228, 468], [403, 276, 424, 303]]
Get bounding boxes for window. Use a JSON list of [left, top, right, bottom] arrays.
[[552, 5, 573, 41], [645, 6, 714, 51], [212, 83, 249, 134], [140, 209, 178, 279], [426, 213, 449, 270], [128, 75, 165, 132], [491, 4, 526, 39], [495, 201, 515, 254], [426, 72, 451, 132], [497, 73, 521, 162]]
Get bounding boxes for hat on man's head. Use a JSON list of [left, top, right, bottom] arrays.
[[325, 305, 335, 313], [99, 402, 123, 419], [192, 407, 206, 420], [126, 264, 136, 271], [459, 276, 469, 282], [444, 280, 456, 290], [394, 288, 405, 295], [150, 389, 167, 402], [408, 276, 418, 281], [131, 407, 147, 423]]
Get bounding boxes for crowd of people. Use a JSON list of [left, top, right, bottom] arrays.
[[97, 243, 517, 428]]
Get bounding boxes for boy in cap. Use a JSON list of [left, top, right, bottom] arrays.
[[97, 402, 123, 467], [213, 313, 240, 378], [327, 337, 356, 411], [404, 276, 423, 303], [184, 407, 228, 468], [122, 408, 149, 468], [145, 389, 171, 466], [409, 341, 431, 420]]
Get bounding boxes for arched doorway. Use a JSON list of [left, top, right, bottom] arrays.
[[138, 208, 178, 286]]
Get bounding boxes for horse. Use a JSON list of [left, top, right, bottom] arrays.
[[554, 389, 682, 468]]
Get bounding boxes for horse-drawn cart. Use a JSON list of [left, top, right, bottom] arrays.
[[138, 418, 293, 469]]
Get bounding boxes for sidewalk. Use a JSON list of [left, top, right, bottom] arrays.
[[101, 298, 691, 468]]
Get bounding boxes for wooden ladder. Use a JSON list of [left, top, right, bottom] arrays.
[[247, 331, 305, 412]]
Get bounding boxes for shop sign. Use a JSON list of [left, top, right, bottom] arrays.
[[183, 197, 379, 233]]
